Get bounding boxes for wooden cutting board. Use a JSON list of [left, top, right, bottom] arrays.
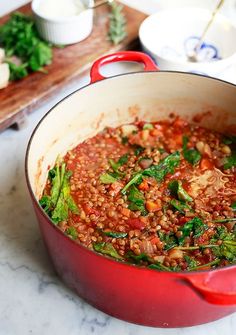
[[0, 2, 147, 132]]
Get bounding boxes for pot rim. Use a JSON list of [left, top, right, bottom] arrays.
[[25, 69, 236, 276]]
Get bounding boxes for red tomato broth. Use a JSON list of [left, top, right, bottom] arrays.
[[39, 117, 236, 272]]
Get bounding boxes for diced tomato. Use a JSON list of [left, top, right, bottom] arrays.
[[150, 236, 161, 245], [70, 213, 81, 223], [150, 128, 162, 137], [200, 158, 214, 170], [154, 123, 166, 131], [173, 117, 188, 128], [65, 160, 77, 171], [110, 182, 123, 195], [174, 133, 183, 146], [146, 200, 161, 212], [138, 179, 149, 191], [127, 218, 146, 230], [82, 204, 100, 216], [141, 129, 150, 140], [121, 207, 131, 217], [179, 217, 190, 225]]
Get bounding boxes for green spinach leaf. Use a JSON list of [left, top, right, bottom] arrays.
[[168, 180, 193, 202], [126, 251, 149, 264], [178, 217, 208, 245], [223, 152, 236, 170], [66, 227, 78, 240], [183, 136, 201, 165], [39, 162, 79, 224], [184, 255, 198, 269], [158, 231, 178, 251], [170, 199, 192, 214], [143, 151, 180, 181], [148, 263, 172, 272], [93, 242, 123, 260], [102, 231, 127, 238], [100, 173, 117, 184], [121, 152, 180, 194], [127, 185, 147, 215]]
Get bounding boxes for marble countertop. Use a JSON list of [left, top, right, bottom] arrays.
[[0, 1, 236, 334]]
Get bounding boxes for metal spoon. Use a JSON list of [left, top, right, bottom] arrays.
[[188, 0, 225, 62]]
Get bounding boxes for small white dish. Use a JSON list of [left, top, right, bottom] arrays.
[[32, 0, 94, 45], [139, 7, 236, 77]]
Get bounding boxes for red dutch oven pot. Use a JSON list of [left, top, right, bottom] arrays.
[[25, 51, 236, 328]]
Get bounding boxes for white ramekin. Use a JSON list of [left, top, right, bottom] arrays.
[[32, 0, 94, 45]]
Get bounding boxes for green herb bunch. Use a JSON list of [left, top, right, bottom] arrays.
[[108, 1, 127, 45], [0, 12, 52, 80]]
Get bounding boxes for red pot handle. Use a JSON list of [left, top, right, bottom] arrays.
[[90, 51, 159, 83], [185, 274, 236, 305]]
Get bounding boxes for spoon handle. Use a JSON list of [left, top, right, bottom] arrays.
[[88, 0, 113, 10], [195, 0, 225, 52]]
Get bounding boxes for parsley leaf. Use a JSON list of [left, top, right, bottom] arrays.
[[0, 12, 52, 80], [183, 136, 201, 165], [7, 61, 28, 80]]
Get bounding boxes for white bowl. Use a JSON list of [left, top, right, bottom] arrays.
[[139, 8, 236, 77], [32, 0, 94, 45]]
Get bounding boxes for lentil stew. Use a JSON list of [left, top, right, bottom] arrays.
[[39, 116, 236, 272]]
